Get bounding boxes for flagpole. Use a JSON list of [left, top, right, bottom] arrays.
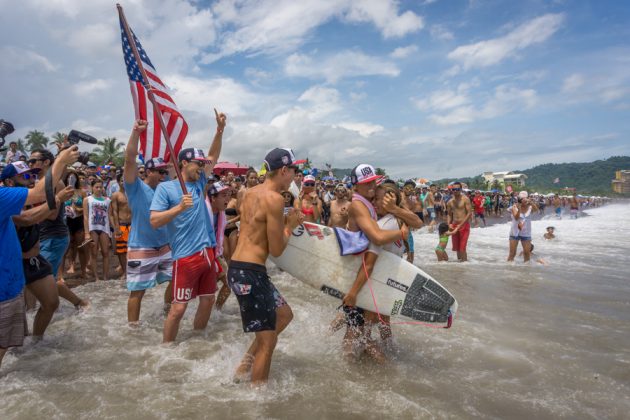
[[117, 4, 187, 194]]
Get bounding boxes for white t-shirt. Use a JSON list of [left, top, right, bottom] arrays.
[[368, 214, 405, 257], [87, 196, 111, 236]]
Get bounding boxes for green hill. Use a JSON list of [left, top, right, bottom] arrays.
[[518, 156, 630, 195], [432, 156, 630, 195]]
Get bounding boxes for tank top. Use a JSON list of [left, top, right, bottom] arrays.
[[510, 205, 532, 237], [87, 196, 111, 235]]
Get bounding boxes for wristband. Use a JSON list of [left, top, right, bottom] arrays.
[[45, 170, 57, 210], [216, 127, 224, 134]]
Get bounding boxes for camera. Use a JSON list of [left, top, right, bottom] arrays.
[[66, 130, 98, 165], [0, 119, 15, 152]]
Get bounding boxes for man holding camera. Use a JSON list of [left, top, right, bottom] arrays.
[[29, 149, 88, 309], [0, 145, 79, 368], [122, 120, 173, 325]]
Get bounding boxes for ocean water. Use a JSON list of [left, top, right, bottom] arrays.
[[2, 204, 629, 419]]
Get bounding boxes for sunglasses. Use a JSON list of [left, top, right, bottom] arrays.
[[191, 160, 205, 168], [20, 173, 38, 180], [158, 170, 168, 175], [27, 158, 44, 165], [138, 170, 145, 174], [451, 188, 462, 191], [303, 182, 315, 187]]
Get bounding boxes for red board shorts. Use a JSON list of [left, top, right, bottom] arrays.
[[172, 247, 221, 303], [451, 222, 470, 252]]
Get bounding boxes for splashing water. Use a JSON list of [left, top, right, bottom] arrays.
[[2, 204, 629, 419]]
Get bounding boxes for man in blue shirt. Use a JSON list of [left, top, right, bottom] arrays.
[[123, 120, 173, 325], [150, 109, 226, 343], [0, 145, 79, 368]]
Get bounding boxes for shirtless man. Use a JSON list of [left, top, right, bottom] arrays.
[[552, 194, 562, 219], [111, 178, 131, 277], [401, 180, 422, 263], [425, 184, 437, 232], [228, 148, 303, 384], [328, 184, 350, 228], [446, 181, 473, 262]]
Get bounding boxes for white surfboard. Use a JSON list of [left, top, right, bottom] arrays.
[[270, 222, 458, 326]]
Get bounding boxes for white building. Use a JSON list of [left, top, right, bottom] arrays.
[[482, 171, 528, 187]]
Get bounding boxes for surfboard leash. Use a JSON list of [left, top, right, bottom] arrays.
[[362, 254, 453, 329]]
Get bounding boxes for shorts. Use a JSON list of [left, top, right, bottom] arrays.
[[475, 211, 485, 219], [555, 207, 562, 215], [172, 247, 218, 303], [67, 217, 84, 234], [451, 222, 470, 252], [343, 305, 365, 328], [126, 245, 173, 292], [426, 208, 436, 221], [116, 223, 131, 255], [228, 260, 287, 333], [0, 292, 27, 349], [510, 235, 532, 241], [407, 230, 415, 253], [40, 235, 70, 279], [23, 255, 53, 285]]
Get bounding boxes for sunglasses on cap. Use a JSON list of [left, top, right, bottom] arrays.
[[303, 182, 315, 187]]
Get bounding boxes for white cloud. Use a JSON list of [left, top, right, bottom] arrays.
[[562, 73, 585, 93], [336, 122, 384, 137], [391, 45, 419, 59], [0, 46, 57, 72], [74, 79, 113, 97], [448, 13, 565, 70], [428, 85, 538, 125], [429, 24, 454, 41], [285, 50, 399, 83], [414, 90, 470, 112], [204, 0, 423, 62], [344, 0, 424, 38]]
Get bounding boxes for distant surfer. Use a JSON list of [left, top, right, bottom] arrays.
[[446, 182, 472, 262], [228, 148, 303, 384]]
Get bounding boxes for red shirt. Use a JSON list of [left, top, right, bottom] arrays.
[[473, 195, 485, 213]]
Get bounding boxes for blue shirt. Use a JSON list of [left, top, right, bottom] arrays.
[[150, 172, 216, 260], [0, 187, 28, 301], [125, 178, 169, 248]]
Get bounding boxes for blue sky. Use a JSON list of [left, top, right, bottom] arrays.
[[1, 0, 628, 179]]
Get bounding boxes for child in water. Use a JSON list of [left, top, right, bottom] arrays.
[[544, 226, 555, 240], [435, 222, 454, 261]]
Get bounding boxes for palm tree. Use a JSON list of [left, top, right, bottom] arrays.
[[14, 138, 27, 153], [375, 167, 387, 176], [91, 137, 125, 166], [25, 130, 49, 152], [51, 131, 67, 151]]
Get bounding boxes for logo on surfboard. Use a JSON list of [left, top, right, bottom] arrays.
[[386, 278, 409, 293], [320, 285, 344, 300]]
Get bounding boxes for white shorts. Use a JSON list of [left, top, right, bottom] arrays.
[[126, 245, 173, 291]]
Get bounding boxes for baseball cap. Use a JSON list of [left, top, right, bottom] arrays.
[[403, 179, 416, 188], [145, 157, 168, 170], [263, 148, 305, 171], [303, 175, 316, 184], [209, 181, 229, 195], [87, 162, 97, 168], [1, 161, 41, 180], [178, 148, 212, 163], [350, 164, 379, 185]]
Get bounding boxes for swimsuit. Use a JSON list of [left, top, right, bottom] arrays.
[[435, 235, 448, 252]]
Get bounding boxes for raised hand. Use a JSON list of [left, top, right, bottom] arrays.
[[133, 119, 148, 133], [214, 108, 227, 131]]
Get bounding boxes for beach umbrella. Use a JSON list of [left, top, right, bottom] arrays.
[[213, 161, 249, 176]]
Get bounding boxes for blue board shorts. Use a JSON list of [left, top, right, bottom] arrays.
[[510, 235, 532, 241], [40, 236, 70, 279]]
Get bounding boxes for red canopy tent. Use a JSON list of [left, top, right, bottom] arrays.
[[213, 162, 250, 176]]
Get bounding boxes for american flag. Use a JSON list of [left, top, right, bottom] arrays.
[[120, 18, 187, 162]]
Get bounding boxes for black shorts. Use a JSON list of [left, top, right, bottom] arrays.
[[67, 216, 84, 234], [23, 255, 53, 285], [343, 305, 365, 328], [228, 260, 287, 333]]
